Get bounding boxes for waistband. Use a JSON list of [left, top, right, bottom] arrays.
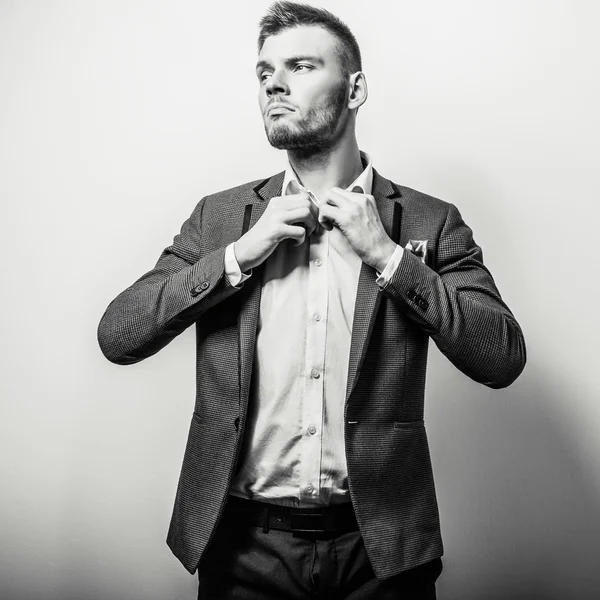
[[223, 495, 359, 536]]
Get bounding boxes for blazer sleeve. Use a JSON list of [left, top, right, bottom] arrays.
[[380, 202, 526, 388], [97, 197, 241, 365]]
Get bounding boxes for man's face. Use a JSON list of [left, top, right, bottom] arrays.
[[257, 26, 350, 150]]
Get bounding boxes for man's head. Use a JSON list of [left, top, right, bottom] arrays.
[[256, 2, 366, 151]]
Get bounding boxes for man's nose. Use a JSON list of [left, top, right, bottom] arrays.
[[265, 71, 289, 96]]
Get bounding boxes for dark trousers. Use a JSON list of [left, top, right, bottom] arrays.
[[197, 503, 443, 599]]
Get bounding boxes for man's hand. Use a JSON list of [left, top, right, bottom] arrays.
[[234, 192, 318, 272], [318, 187, 397, 272]]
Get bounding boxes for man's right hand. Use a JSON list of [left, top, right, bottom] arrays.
[[233, 192, 318, 273]]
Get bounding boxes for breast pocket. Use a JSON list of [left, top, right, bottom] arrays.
[[393, 420, 424, 430]]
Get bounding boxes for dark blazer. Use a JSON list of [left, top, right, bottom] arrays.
[[97, 169, 526, 579]]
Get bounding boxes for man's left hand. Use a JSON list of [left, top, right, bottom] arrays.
[[318, 187, 397, 272]]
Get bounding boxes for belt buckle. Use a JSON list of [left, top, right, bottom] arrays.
[[289, 510, 326, 534]]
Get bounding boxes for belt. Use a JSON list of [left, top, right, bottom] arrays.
[[224, 496, 359, 536]]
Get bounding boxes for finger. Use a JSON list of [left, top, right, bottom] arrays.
[[323, 187, 347, 207], [289, 215, 318, 239], [324, 187, 361, 209], [282, 206, 316, 227], [294, 191, 321, 230], [279, 194, 320, 226], [301, 210, 319, 237], [290, 219, 318, 237], [326, 186, 368, 206], [281, 224, 307, 246], [280, 191, 311, 208], [318, 204, 337, 230]]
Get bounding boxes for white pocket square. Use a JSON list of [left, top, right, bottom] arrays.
[[405, 239, 428, 264]]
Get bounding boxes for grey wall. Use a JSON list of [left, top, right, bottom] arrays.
[[1, 1, 599, 599]]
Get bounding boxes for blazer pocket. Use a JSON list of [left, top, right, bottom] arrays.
[[393, 420, 424, 430]]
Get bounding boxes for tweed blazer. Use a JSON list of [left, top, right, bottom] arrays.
[[97, 169, 526, 579]]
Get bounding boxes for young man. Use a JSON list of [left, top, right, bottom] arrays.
[[98, 2, 526, 598]]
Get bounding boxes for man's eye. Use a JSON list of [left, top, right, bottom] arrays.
[[294, 64, 311, 72], [259, 72, 272, 82]]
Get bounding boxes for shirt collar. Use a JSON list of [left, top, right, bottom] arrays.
[[281, 151, 373, 201]]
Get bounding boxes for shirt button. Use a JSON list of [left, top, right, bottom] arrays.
[[315, 258, 323, 267], [308, 425, 317, 435], [311, 368, 320, 379], [313, 312, 321, 322], [305, 483, 314, 493]]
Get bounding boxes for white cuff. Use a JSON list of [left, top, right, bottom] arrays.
[[375, 245, 404, 287], [225, 243, 252, 288]]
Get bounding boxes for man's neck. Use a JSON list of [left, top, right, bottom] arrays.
[[286, 134, 363, 200]]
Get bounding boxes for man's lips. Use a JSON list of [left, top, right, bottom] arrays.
[[266, 104, 295, 116]]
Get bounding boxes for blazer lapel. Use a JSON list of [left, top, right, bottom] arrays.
[[345, 170, 402, 401], [237, 173, 284, 406]]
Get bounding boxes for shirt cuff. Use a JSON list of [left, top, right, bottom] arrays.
[[375, 244, 404, 287], [225, 243, 252, 288]]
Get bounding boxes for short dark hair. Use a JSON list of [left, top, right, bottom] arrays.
[[258, 1, 362, 76]]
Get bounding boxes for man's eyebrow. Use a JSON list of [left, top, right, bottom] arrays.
[[255, 55, 325, 72], [255, 60, 273, 73], [284, 55, 325, 67]]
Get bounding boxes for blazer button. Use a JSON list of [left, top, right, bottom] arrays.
[[418, 299, 429, 310], [191, 281, 210, 296], [407, 289, 416, 301]]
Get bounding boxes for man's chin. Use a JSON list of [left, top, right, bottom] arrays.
[[265, 127, 326, 151], [268, 138, 303, 150], [265, 123, 301, 150]]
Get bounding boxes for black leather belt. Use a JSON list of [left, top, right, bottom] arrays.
[[224, 496, 359, 535]]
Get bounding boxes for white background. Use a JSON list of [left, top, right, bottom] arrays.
[[1, 1, 599, 598]]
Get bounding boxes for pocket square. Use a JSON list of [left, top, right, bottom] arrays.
[[405, 239, 428, 264]]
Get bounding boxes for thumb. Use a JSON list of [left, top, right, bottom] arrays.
[[293, 229, 307, 246], [318, 205, 334, 231]]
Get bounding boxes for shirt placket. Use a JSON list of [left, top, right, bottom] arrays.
[[298, 225, 330, 504]]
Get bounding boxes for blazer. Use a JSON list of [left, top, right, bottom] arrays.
[[97, 169, 526, 580]]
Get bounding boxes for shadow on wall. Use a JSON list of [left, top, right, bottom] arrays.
[[430, 357, 600, 600]]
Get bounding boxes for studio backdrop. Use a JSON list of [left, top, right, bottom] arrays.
[[1, 1, 599, 599]]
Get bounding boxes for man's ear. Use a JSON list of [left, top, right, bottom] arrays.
[[348, 71, 368, 110]]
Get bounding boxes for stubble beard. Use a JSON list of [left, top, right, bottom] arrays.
[[264, 79, 349, 152]]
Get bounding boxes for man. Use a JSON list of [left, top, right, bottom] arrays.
[[98, 2, 526, 598]]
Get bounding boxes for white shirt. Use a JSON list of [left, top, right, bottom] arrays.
[[226, 152, 403, 506]]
